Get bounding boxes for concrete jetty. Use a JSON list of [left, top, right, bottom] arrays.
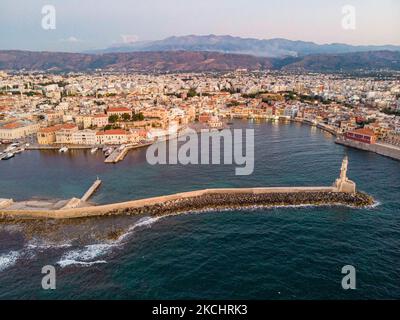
[[60, 178, 102, 209], [81, 178, 102, 202], [104, 142, 152, 163]]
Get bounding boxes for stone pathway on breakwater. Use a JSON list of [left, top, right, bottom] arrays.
[[0, 187, 374, 221]]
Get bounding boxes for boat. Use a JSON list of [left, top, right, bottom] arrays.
[[1, 152, 15, 160], [104, 148, 114, 157], [90, 147, 98, 154], [59, 146, 68, 153], [4, 143, 18, 153], [102, 146, 112, 154], [14, 147, 24, 154]]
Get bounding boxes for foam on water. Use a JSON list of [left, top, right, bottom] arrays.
[[0, 251, 20, 272], [57, 216, 161, 267]]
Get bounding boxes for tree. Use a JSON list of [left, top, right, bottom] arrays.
[[121, 113, 131, 121], [132, 112, 144, 121], [108, 114, 119, 123], [187, 88, 197, 98]]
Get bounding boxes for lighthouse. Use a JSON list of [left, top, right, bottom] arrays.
[[334, 156, 356, 193]]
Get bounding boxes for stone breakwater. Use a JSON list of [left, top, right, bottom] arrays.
[[0, 188, 374, 221], [110, 192, 373, 217]]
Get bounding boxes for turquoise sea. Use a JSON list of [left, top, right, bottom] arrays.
[[0, 120, 399, 299]]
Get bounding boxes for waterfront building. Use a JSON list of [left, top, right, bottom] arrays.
[[71, 129, 97, 145], [345, 128, 377, 144], [0, 120, 40, 140], [55, 124, 79, 144], [37, 125, 59, 144], [96, 129, 129, 145]]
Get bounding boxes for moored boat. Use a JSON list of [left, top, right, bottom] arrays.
[[90, 147, 98, 154], [104, 148, 114, 157], [1, 152, 15, 160], [14, 147, 25, 154], [59, 146, 68, 153]]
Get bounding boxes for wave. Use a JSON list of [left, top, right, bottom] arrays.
[[57, 216, 161, 268], [58, 259, 107, 268], [0, 250, 20, 272], [26, 239, 73, 250]]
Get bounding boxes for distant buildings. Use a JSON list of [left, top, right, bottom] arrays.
[[0, 120, 40, 140], [107, 107, 132, 118], [0, 70, 399, 151]]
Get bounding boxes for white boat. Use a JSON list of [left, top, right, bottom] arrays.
[[104, 148, 114, 157], [90, 147, 98, 154], [59, 146, 68, 153], [102, 146, 112, 154], [4, 145, 17, 153], [1, 152, 15, 160]]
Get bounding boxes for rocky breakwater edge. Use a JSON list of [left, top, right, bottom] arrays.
[[109, 191, 375, 218]]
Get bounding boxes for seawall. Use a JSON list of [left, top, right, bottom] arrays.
[[336, 137, 400, 161], [0, 187, 373, 220]]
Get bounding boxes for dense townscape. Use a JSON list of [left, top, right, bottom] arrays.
[[1, 70, 400, 161]]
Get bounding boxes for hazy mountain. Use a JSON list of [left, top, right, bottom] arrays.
[[0, 50, 272, 72], [281, 50, 400, 72], [1, 50, 399, 73], [91, 34, 400, 58]]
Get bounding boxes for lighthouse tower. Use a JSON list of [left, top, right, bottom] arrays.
[[334, 156, 356, 193]]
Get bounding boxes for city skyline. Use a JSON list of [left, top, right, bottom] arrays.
[[0, 0, 400, 52]]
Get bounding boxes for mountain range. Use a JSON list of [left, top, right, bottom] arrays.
[[1, 49, 400, 73], [90, 34, 400, 58], [1, 35, 400, 73]]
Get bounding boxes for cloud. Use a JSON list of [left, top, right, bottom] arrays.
[[60, 36, 82, 43], [120, 34, 139, 44]]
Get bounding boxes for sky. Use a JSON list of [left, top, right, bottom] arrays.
[[0, 0, 399, 52]]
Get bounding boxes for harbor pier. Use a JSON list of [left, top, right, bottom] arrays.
[[0, 157, 374, 220], [81, 178, 102, 202], [104, 142, 153, 163]]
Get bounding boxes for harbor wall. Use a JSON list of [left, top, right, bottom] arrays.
[[0, 186, 373, 220], [336, 138, 400, 161]]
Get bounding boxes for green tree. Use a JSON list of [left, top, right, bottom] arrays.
[[108, 114, 119, 123], [187, 88, 197, 98], [132, 112, 144, 121], [121, 113, 131, 121]]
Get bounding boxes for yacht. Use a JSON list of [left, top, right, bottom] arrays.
[[4, 144, 18, 153], [59, 146, 68, 153], [104, 148, 114, 157], [1, 152, 15, 160]]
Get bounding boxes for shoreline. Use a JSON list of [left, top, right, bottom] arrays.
[[0, 187, 374, 221], [336, 137, 400, 161]]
